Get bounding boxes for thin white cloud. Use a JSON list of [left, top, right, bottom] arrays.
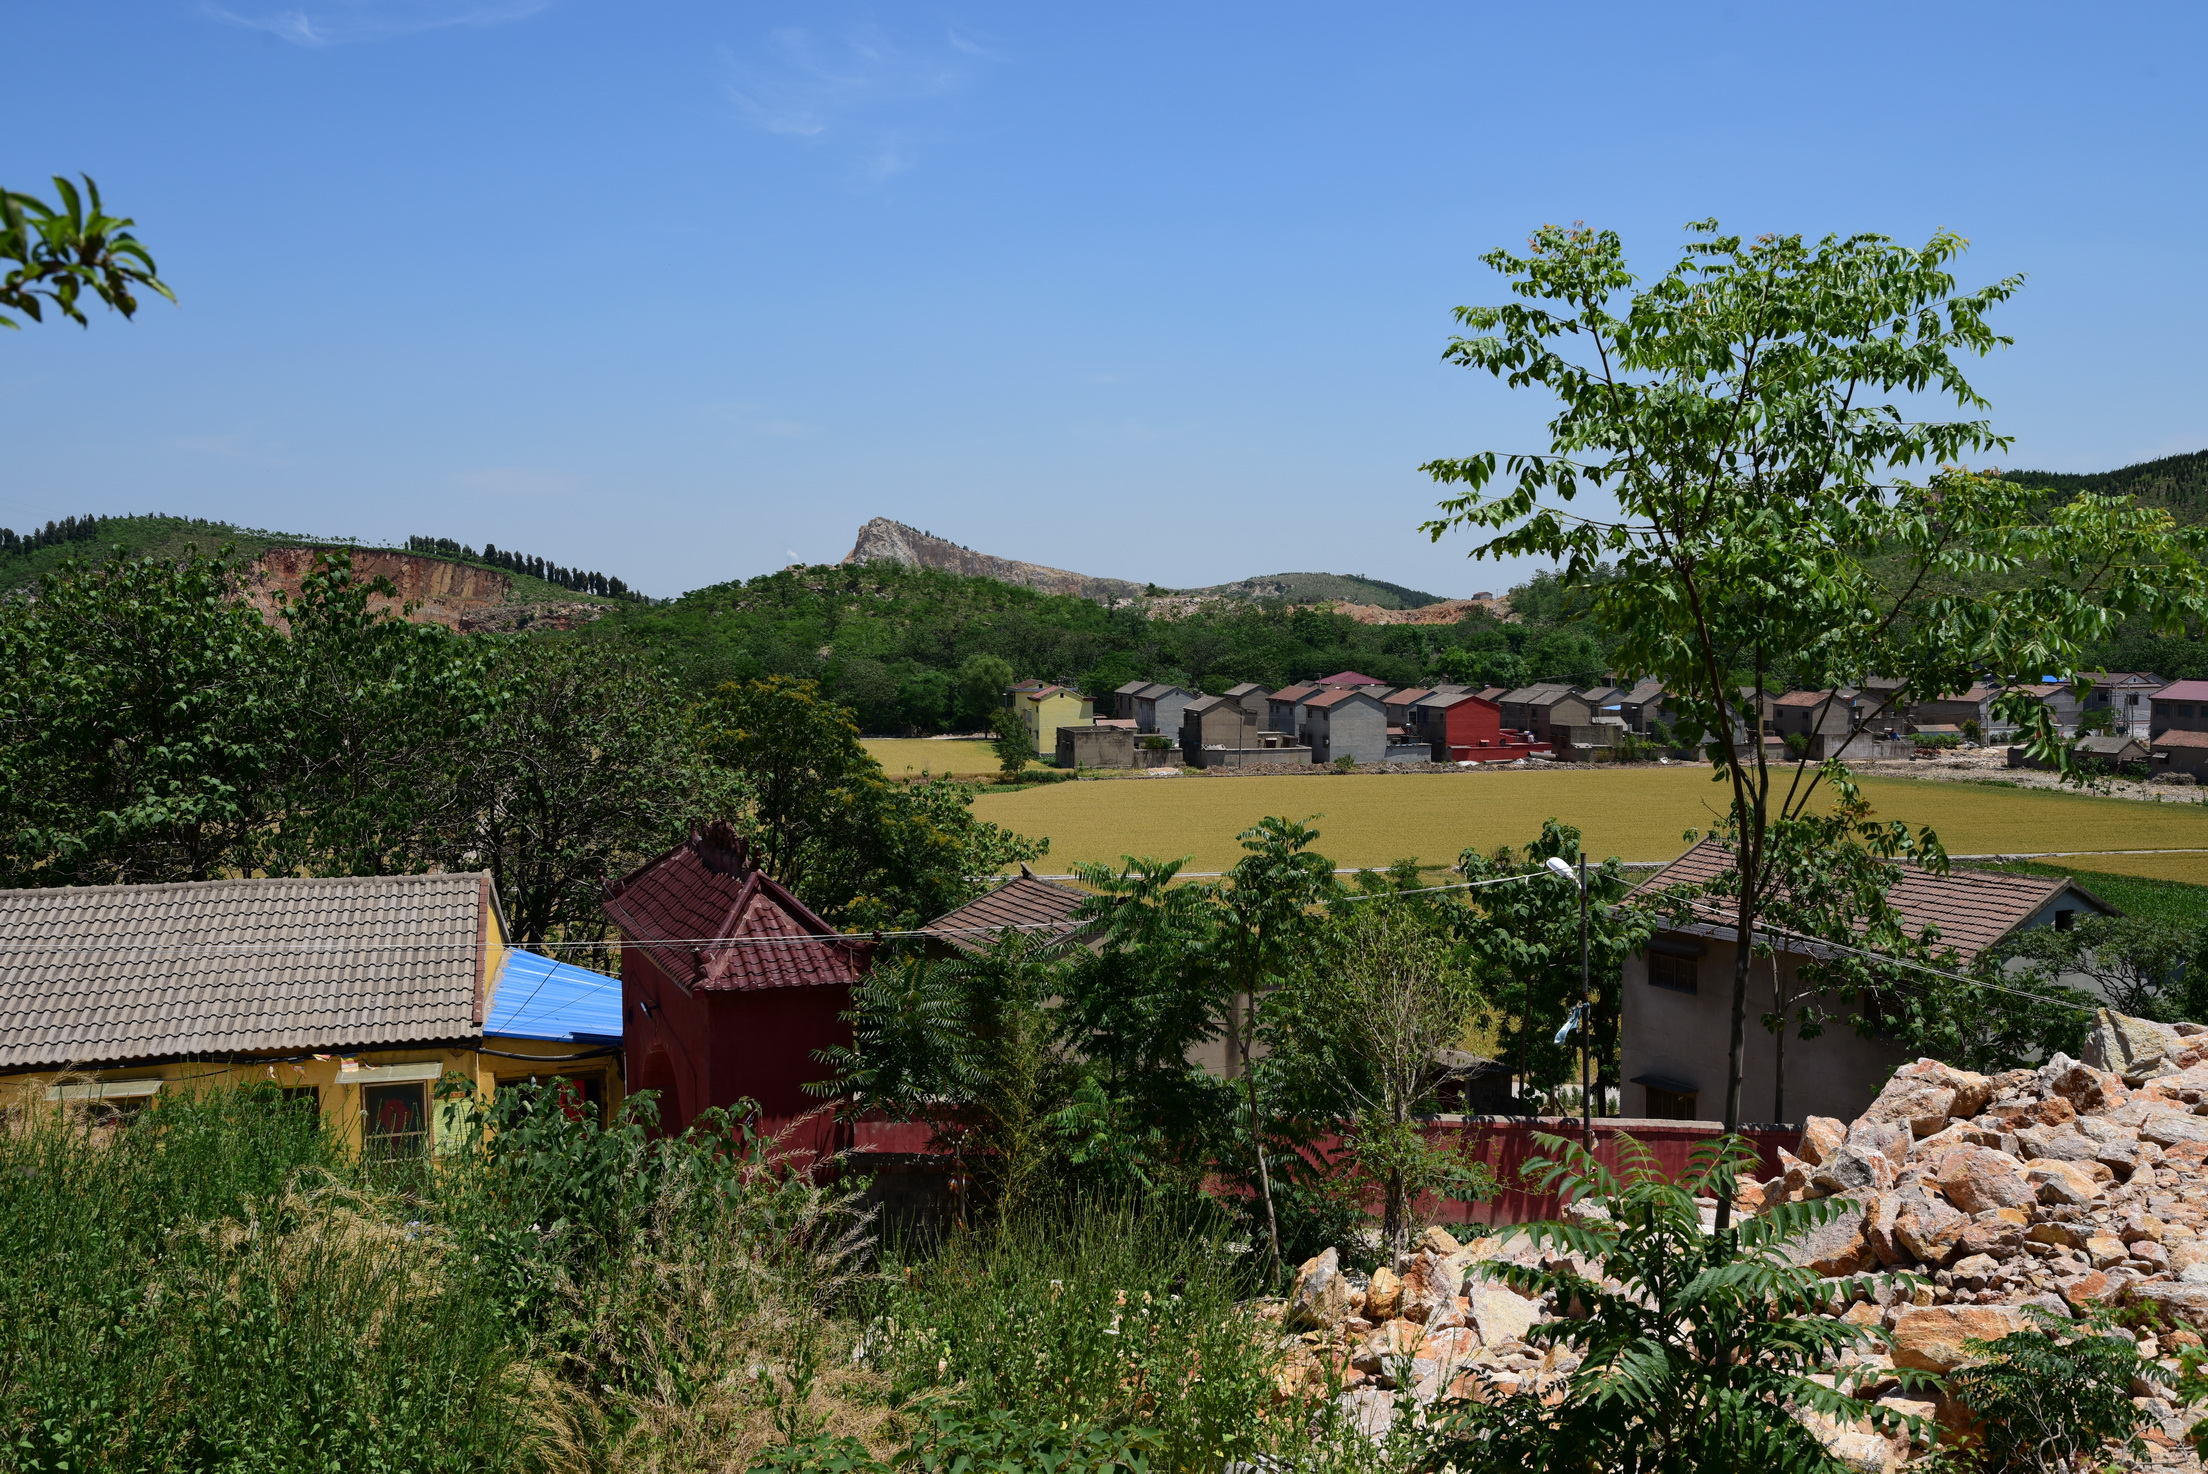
[[454, 466, 578, 497], [171, 431, 294, 466], [723, 22, 1005, 181], [202, 0, 552, 47]]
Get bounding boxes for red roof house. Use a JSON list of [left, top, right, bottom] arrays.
[[604, 822, 872, 1148], [1313, 670, 1387, 688], [1407, 691, 1552, 763]]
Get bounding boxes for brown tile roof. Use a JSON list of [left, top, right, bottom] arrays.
[[922, 873, 1094, 954], [2153, 681, 2208, 703], [2151, 730, 2208, 750], [1774, 689, 1841, 708], [1631, 838, 2115, 964], [1270, 683, 1322, 703], [1315, 670, 1386, 686], [0, 872, 494, 1070], [602, 825, 869, 993], [1304, 688, 1380, 711], [1224, 683, 1270, 699]]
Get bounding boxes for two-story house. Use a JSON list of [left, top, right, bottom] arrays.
[[2149, 679, 2208, 780], [2084, 673, 2167, 736], [1128, 683, 1199, 735], [1267, 682, 1324, 738], [1008, 683, 1094, 756]]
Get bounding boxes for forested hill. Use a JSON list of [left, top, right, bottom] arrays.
[[0, 514, 634, 610], [2004, 448, 2208, 521], [580, 560, 1603, 734]]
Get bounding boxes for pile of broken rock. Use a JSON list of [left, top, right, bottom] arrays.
[[1269, 1010, 2208, 1470]]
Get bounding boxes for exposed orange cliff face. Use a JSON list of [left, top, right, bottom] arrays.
[[246, 548, 605, 632]]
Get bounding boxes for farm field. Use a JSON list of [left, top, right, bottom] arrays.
[[970, 767, 2208, 883], [863, 737, 1006, 778]]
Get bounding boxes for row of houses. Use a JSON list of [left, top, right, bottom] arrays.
[[0, 820, 2122, 1161]]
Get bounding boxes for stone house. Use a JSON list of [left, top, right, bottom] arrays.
[[1620, 840, 2116, 1125], [0, 871, 624, 1152]]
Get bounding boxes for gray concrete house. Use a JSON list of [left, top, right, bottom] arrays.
[[1602, 679, 1668, 734], [1620, 840, 2117, 1125], [1222, 682, 1274, 721], [1267, 682, 1324, 737], [1908, 683, 2000, 733], [1112, 680, 1150, 722], [2152, 729, 2208, 781], [2084, 673, 2167, 736], [2007, 681, 2085, 737], [1129, 683, 1198, 735], [1497, 683, 1572, 734], [1059, 723, 1136, 769], [1180, 694, 1312, 767], [1301, 689, 1391, 764]]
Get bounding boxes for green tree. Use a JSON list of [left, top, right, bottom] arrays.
[[954, 652, 1016, 730], [2, 175, 171, 329], [0, 547, 288, 885], [1428, 1134, 1929, 1474], [434, 639, 731, 948], [988, 706, 1034, 778], [699, 676, 1042, 929], [1421, 221, 2208, 1195]]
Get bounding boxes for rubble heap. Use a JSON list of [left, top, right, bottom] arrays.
[[1269, 1010, 2208, 1470]]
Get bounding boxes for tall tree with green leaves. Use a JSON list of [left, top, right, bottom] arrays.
[[2, 175, 170, 330], [1421, 222, 2208, 1203]]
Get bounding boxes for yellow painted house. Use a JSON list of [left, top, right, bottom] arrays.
[[1009, 682, 1095, 757], [0, 872, 623, 1151]]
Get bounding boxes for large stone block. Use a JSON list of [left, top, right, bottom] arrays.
[[1785, 1199, 1873, 1277], [1936, 1147, 2037, 1214], [1287, 1246, 1350, 1330], [1892, 1187, 1967, 1265], [2083, 1013, 2185, 1082], [1888, 1304, 2028, 1372]]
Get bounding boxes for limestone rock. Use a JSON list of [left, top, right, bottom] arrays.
[[1800, 1115, 1847, 1166], [1888, 1304, 2028, 1372], [2083, 1012, 2185, 1082], [1287, 1247, 1350, 1330], [1363, 1266, 1402, 1322], [2025, 1157, 2109, 1207], [2037, 1056, 2129, 1116], [1814, 1145, 1899, 1197], [2139, 1110, 2208, 1149], [1467, 1287, 1545, 1347], [2124, 1281, 2208, 1329], [1396, 1249, 1461, 1324], [1936, 1146, 2037, 1214], [1786, 1199, 1873, 1277], [1893, 1187, 1968, 1265], [1416, 1226, 1462, 1256]]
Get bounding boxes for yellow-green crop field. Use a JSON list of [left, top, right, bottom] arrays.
[[863, 738, 1008, 779], [970, 768, 2208, 884]]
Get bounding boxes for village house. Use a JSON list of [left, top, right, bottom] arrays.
[[1057, 721, 1138, 769], [1907, 683, 2001, 734], [1220, 682, 1273, 722], [1382, 687, 1437, 731], [1620, 840, 2116, 1125], [1180, 693, 1311, 767], [605, 823, 872, 1153], [2149, 679, 2208, 738], [1127, 682, 1199, 735], [1007, 682, 1094, 756], [1496, 683, 1572, 735], [2007, 679, 2086, 736], [1300, 688, 1395, 765], [1313, 670, 1389, 689], [1603, 680, 1669, 734], [1111, 679, 1149, 721], [2152, 730, 2208, 781], [1267, 681, 1325, 739], [0, 872, 622, 1151], [1407, 690, 1550, 763], [2083, 672, 2167, 735]]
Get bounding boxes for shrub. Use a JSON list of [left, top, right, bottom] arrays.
[[1424, 1133, 1931, 1473], [1945, 1307, 2164, 1472], [1913, 732, 1964, 749]]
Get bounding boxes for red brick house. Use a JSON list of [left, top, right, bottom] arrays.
[[604, 823, 873, 1152], [1407, 690, 1551, 762]]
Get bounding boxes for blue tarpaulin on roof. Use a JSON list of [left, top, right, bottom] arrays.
[[486, 950, 623, 1044]]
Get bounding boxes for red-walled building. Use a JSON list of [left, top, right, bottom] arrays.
[[1407, 690, 1552, 763], [603, 823, 872, 1155]]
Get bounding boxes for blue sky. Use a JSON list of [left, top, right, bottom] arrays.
[[4, 2, 2202, 599]]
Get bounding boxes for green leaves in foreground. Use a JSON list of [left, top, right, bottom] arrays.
[[1428, 1132, 1932, 1474]]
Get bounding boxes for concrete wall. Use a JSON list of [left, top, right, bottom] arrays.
[[1619, 933, 1912, 1126], [1192, 745, 1312, 768], [1308, 701, 1389, 764]]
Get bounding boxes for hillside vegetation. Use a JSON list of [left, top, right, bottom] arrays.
[[1188, 570, 1445, 607], [2005, 447, 2208, 522], [0, 513, 628, 608]]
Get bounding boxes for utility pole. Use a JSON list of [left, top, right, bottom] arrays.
[[1545, 855, 1595, 1151]]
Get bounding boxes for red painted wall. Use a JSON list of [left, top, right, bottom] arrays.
[[620, 945, 851, 1154]]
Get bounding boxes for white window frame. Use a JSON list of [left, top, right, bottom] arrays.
[[47, 1078, 165, 1103]]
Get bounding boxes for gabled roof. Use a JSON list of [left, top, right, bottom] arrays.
[[1134, 682, 1193, 701], [602, 824, 869, 993], [1314, 671, 1386, 687], [1476, 686, 1507, 701], [0, 872, 496, 1070], [1019, 684, 1074, 702], [1774, 689, 1845, 708], [2153, 730, 2208, 750], [1270, 682, 1322, 703], [1224, 682, 1270, 699], [1386, 687, 1435, 705], [1415, 689, 1493, 710], [1115, 680, 1149, 695], [2152, 680, 2208, 703], [1304, 688, 1382, 712], [1182, 694, 1231, 715], [1617, 680, 1665, 703], [922, 872, 1094, 955], [2075, 734, 2149, 755], [1497, 683, 1568, 704], [2088, 672, 2166, 687], [1919, 684, 1998, 703], [1578, 686, 1623, 705], [1632, 838, 2116, 965], [486, 951, 622, 1044]]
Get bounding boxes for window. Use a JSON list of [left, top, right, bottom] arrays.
[[2054, 908, 2077, 933], [1645, 1086, 1699, 1120], [1647, 951, 1699, 994], [363, 1082, 428, 1158]]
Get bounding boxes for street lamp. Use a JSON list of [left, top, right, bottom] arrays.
[[1545, 855, 1593, 1150]]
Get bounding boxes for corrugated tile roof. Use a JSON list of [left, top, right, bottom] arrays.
[[2152, 681, 2208, 703], [485, 951, 622, 1043], [2152, 730, 2208, 750], [1315, 671, 1386, 686], [1305, 688, 1381, 711], [1631, 839, 2114, 963], [922, 874, 1093, 954], [0, 872, 490, 1070], [602, 826, 869, 993], [1271, 683, 1322, 702]]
